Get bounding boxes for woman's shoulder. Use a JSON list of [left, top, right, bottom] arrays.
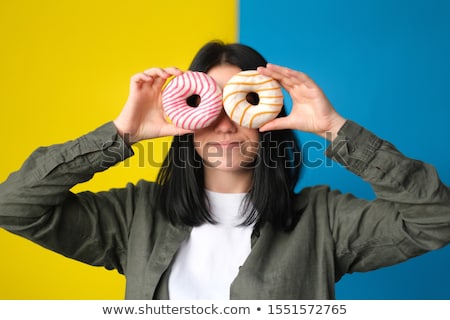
[[293, 185, 335, 205], [125, 179, 162, 200], [134, 179, 159, 190], [99, 179, 162, 205], [291, 185, 345, 222]]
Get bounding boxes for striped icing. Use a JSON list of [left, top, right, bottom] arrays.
[[162, 71, 223, 130], [223, 70, 283, 128]]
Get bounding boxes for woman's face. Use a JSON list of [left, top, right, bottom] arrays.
[[193, 64, 259, 172]]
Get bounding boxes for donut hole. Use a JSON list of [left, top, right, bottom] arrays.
[[246, 92, 260, 105], [186, 94, 201, 108]]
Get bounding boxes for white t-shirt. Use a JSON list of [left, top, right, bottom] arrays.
[[168, 190, 253, 299]]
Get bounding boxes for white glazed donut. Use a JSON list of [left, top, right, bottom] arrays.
[[162, 71, 223, 130], [223, 70, 284, 128]]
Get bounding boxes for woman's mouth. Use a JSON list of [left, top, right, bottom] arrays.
[[206, 141, 241, 150]]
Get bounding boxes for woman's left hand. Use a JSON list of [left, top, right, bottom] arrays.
[[257, 63, 346, 140]]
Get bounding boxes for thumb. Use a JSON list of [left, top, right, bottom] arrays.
[[160, 124, 193, 137], [259, 117, 291, 132]]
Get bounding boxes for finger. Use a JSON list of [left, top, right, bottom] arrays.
[[266, 63, 302, 79], [132, 68, 170, 90], [258, 65, 297, 90], [153, 76, 168, 89], [130, 73, 155, 89], [259, 117, 292, 132], [160, 124, 193, 137], [132, 72, 154, 82], [142, 67, 170, 79], [163, 66, 183, 76], [266, 64, 304, 85], [262, 64, 316, 89]]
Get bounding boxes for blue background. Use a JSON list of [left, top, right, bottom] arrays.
[[239, 0, 450, 299]]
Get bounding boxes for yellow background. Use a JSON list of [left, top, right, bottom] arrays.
[[0, 0, 236, 299]]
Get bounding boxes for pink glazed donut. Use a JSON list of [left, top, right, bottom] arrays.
[[162, 71, 223, 130]]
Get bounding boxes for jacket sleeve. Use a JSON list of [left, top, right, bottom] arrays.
[[0, 122, 135, 274], [325, 120, 450, 275]]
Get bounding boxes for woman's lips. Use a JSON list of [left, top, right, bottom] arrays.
[[207, 141, 241, 149]]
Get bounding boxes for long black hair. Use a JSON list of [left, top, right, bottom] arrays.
[[156, 40, 302, 230]]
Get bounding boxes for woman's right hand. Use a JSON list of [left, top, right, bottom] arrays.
[[113, 67, 193, 144]]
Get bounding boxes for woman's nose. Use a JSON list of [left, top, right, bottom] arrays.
[[213, 109, 238, 133]]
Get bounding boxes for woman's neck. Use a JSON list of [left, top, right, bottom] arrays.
[[203, 167, 253, 193]]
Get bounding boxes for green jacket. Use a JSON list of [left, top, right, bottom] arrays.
[[0, 120, 449, 299]]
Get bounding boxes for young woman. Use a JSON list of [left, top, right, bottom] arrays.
[[0, 41, 449, 299]]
